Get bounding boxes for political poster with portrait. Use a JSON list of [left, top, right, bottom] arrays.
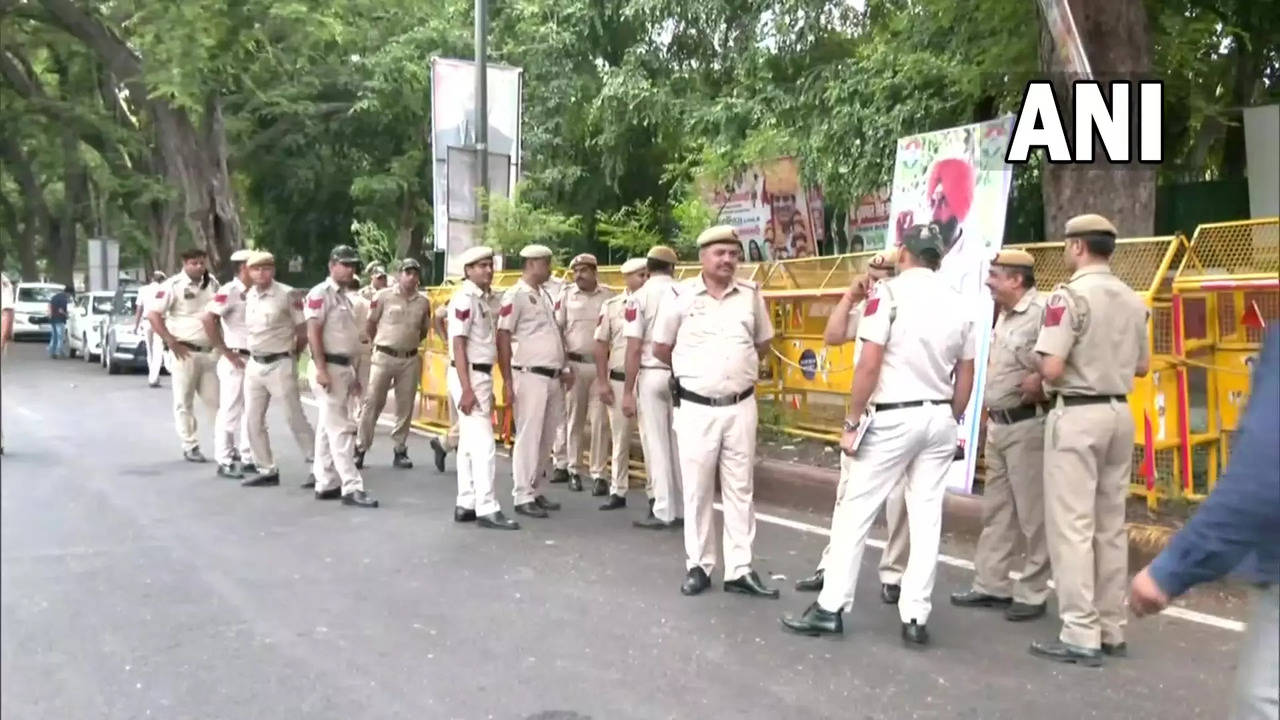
[[886, 116, 1016, 492], [702, 157, 826, 262], [843, 189, 891, 253]]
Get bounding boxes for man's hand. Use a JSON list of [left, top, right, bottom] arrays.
[[315, 366, 332, 391], [622, 391, 637, 418], [595, 379, 614, 407], [1018, 372, 1043, 403], [839, 427, 859, 456], [459, 387, 478, 415], [1129, 566, 1171, 618], [349, 379, 362, 399], [503, 383, 515, 412], [170, 342, 191, 361], [561, 368, 575, 391], [223, 349, 245, 369], [845, 274, 871, 303]]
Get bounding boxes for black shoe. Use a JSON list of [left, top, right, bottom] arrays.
[[670, 517, 684, 528], [880, 583, 901, 604], [533, 495, 561, 511], [901, 620, 930, 647], [238, 462, 259, 475], [795, 569, 825, 593], [1029, 640, 1104, 667], [342, 490, 379, 508], [550, 468, 570, 484], [599, 494, 626, 511], [392, 449, 413, 469], [724, 570, 780, 599], [477, 511, 520, 530], [354, 449, 366, 470], [648, 497, 655, 514], [454, 506, 477, 522], [780, 602, 843, 636], [216, 463, 243, 479], [950, 589, 1013, 608], [591, 477, 608, 496], [514, 502, 549, 519], [184, 448, 208, 463], [430, 437, 447, 472], [315, 488, 341, 500], [681, 567, 711, 596], [1004, 601, 1047, 622], [1101, 642, 1128, 657], [633, 516, 674, 530], [241, 472, 280, 487], [568, 475, 583, 492], [300, 474, 316, 489]]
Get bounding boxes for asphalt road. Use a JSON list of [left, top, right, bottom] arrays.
[[1, 342, 1244, 719]]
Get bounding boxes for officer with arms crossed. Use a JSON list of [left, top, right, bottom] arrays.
[[447, 246, 519, 530], [781, 224, 975, 646], [1028, 214, 1149, 666], [306, 246, 379, 508], [554, 253, 613, 493], [234, 251, 316, 488], [593, 258, 648, 510], [496, 244, 569, 519], [202, 249, 256, 478], [622, 245, 684, 528], [357, 258, 431, 469], [653, 225, 779, 599], [950, 249, 1052, 621], [795, 248, 911, 605], [148, 248, 221, 462]]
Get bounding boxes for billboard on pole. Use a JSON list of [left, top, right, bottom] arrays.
[[430, 57, 523, 276]]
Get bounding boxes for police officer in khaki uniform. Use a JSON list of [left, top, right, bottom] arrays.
[[652, 226, 779, 598], [623, 245, 684, 528], [306, 245, 379, 508], [593, 258, 648, 510], [447, 246, 519, 530], [554, 253, 613, 493], [795, 248, 911, 604], [546, 271, 570, 485], [235, 252, 316, 487], [348, 277, 373, 425], [429, 302, 460, 472], [356, 258, 431, 469], [496, 244, 568, 519], [782, 224, 976, 645], [202, 248, 256, 478], [361, 263, 389, 300], [148, 248, 221, 462], [951, 249, 1052, 621], [1029, 214, 1149, 666]]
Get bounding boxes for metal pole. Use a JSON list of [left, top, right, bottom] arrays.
[[475, 0, 489, 224]]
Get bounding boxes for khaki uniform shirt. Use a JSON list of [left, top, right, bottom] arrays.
[[652, 275, 773, 397], [154, 272, 220, 346], [497, 279, 565, 369], [371, 287, 430, 351], [245, 282, 303, 355], [594, 293, 631, 371], [208, 277, 250, 350], [349, 290, 372, 344], [305, 278, 361, 356], [555, 283, 613, 357], [984, 288, 1046, 411], [857, 267, 976, 404], [1034, 265, 1149, 396], [446, 280, 497, 365], [623, 274, 678, 369]]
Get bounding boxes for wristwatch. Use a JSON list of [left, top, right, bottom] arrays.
[[841, 417, 859, 433]]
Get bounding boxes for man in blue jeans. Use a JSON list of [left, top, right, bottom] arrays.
[[1131, 328, 1279, 720], [47, 285, 73, 358]]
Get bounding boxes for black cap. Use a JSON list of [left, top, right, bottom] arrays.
[[330, 245, 360, 265], [400, 258, 422, 272]]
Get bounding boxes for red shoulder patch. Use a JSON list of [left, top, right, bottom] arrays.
[[624, 306, 637, 322], [213, 293, 228, 304], [155, 290, 166, 299], [1044, 305, 1065, 327], [307, 297, 324, 310], [456, 308, 471, 321], [499, 303, 513, 317], [864, 298, 880, 317], [370, 300, 379, 309]]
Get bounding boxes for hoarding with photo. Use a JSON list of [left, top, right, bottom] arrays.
[[702, 157, 825, 261]]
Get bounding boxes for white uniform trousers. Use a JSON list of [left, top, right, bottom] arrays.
[[310, 363, 364, 495], [448, 366, 499, 516], [146, 329, 165, 385], [637, 368, 683, 521], [244, 357, 316, 475], [605, 377, 634, 496], [674, 397, 758, 581], [815, 463, 909, 581], [511, 369, 564, 505], [551, 393, 569, 471], [166, 348, 219, 452], [214, 354, 254, 466], [817, 403, 956, 624]]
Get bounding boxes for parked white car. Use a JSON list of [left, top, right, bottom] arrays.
[[68, 291, 131, 362], [101, 293, 150, 374], [10, 282, 63, 338]]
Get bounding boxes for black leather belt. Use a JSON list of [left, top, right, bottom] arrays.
[[609, 369, 626, 382], [178, 341, 210, 353], [450, 361, 493, 374], [1058, 395, 1127, 407], [989, 403, 1048, 425], [229, 348, 250, 357], [567, 351, 593, 363], [323, 353, 352, 366], [515, 366, 559, 379], [252, 352, 290, 364], [375, 345, 417, 359], [676, 385, 754, 407], [874, 399, 951, 412]]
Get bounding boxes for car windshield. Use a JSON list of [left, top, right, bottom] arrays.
[[18, 287, 58, 303], [111, 294, 138, 318], [92, 296, 116, 314]]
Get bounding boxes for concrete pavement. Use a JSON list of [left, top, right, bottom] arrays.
[[1, 343, 1244, 719]]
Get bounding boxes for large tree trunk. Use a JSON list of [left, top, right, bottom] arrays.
[[1038, 0, 1156, 238], [46, 127, 84, 285], [0, 135, 51, 279]]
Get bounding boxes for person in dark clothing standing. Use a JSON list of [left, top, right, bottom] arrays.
[[47, 285, 74, 359]]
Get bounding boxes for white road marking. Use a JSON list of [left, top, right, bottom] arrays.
[[301, 396, 1246, 634]]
